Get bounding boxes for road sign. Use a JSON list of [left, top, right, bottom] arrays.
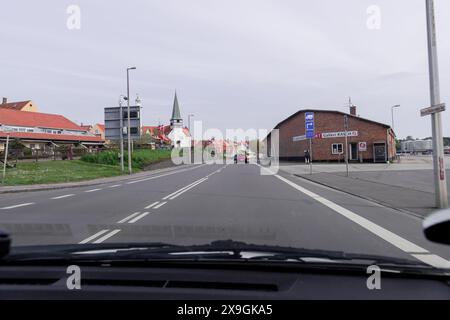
[[358, 142, 367, 152], [105, 106, 141, 141], [305, 112, 315, 139], [420, 103, 446, 117], [292, 135, 306, 142]]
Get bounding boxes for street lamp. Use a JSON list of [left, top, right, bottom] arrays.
[[391, 104, 400, 131], [126, 66, 136, 175], [188, 114, 194, 134], [118, 95, 125, 172]]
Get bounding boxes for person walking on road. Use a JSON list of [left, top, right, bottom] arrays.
[[304, 149, 310, 164]]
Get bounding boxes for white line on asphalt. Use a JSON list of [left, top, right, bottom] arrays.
[[128, 212, 150, 223], [145, 201, 160, 209], [51, 194, 75, 200], [0, 202, 35, 210], [108, 184, 121, 188], [126, 164, 206, 185], [78, 229, 110, 244], [92, 229, 121, 243], [169, 179, 208, 200], [117, 211, 142, 224], [162, 178, 208, 200], [84, 188, 102, 193], [153, 201, 167, 209], [274, 174, 450, 269]]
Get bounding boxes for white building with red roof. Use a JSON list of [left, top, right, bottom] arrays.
[[0, 108, 104, 151], [141, 93, 191, 148]]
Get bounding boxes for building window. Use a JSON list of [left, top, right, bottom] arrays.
[[331, 143, 343, 154], [130, 127, 139, 135]]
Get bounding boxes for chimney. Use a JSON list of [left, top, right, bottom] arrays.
[[1, 97, 7, 104], [349, 105, 356, 116]]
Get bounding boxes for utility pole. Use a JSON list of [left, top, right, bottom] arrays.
[[391, 104, 400, 131], [126, 66, 136, 175], [2, 135, 10, 184], [119, 96, 124, 172], [425, 0, 448, 208]]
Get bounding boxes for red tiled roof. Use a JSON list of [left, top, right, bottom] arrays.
[[0, 100, 31, 111], [96, 124, 105, 132], [0, 131, 104, 142], [0, 108, 84, 131]]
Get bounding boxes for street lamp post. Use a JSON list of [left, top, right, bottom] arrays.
[[126, 66, 136, 175], [425, 0, 448, 209], [391, 104, 400, 131], [119, 96, 125, 172]]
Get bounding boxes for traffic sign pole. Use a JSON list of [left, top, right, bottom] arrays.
[[425, 0, 448, 209], [309, 138, 313, 175], [344, 115, 349, 177]]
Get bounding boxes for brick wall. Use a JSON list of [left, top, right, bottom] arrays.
[[276, 111, 394, 162]]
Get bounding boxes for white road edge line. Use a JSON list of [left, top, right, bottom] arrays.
[[145, 202, 160, 209], [128, 212, 150, 224], [153, 201, 167, 209], [274, 174, 450, 269], [79, 229, 110, 244], [84, 188, 102, 193], [51, 194, 75, 200], [0, 202, 35, 210], [117, 211, 142, 224], [92, 229, 121, 244]]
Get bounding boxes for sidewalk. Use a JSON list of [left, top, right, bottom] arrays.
[[0, 163, 191, 194], [280, 163, 450, 217]]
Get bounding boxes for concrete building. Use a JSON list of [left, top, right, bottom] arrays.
[[265, 107, 396, 163]]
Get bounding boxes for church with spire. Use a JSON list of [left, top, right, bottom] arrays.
[[167, 92, 191, 148]]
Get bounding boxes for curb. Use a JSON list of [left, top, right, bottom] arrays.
[[0, 164, 190, 194], [293, 173, 427, 220]]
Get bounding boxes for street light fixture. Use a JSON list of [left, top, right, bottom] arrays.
[[391, 104, 400, 131], [126, 66, 136, 175]]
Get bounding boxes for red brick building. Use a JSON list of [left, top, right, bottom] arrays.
[[266, 108, 396, 163]]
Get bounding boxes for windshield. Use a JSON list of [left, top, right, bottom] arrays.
[[0, 0, 450, 287]]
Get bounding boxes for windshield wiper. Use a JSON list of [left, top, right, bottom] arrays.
[[3, 240, 433, 269]]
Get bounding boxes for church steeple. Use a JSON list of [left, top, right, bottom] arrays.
[[170, 91, 182, 128]]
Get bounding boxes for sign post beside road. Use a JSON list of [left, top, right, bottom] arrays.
[[305, 112, 315, 175], [424, 0, 448, 209], [344, 115, 349, 177], [358, 142, 367, 163], [2, 135, 10, 184]]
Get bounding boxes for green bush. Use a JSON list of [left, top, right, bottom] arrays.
[[80, 149, 171, 169]]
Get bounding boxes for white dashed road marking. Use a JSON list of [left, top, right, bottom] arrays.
[[51, 194, 75, 200], [153, 201, 167, 209], [0, 203, 35, 210], [92, 229, 121, 244], [145, 202, 160, 209], [84, 188, 102, 193], [79, 229, 110, 244], [128, 212, 150, 223], [108, 184, 121, 188], [117, 211, 143, 224]]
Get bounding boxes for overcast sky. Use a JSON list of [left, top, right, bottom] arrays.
[[1, 0, 450, 139]]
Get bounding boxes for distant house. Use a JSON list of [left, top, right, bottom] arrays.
[[92, 123, 105, 140], [0, 108, 104, 151], [0, 98, 39, 112]]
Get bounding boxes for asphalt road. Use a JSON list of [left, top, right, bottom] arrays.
[[1, 162, 449, 268]]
